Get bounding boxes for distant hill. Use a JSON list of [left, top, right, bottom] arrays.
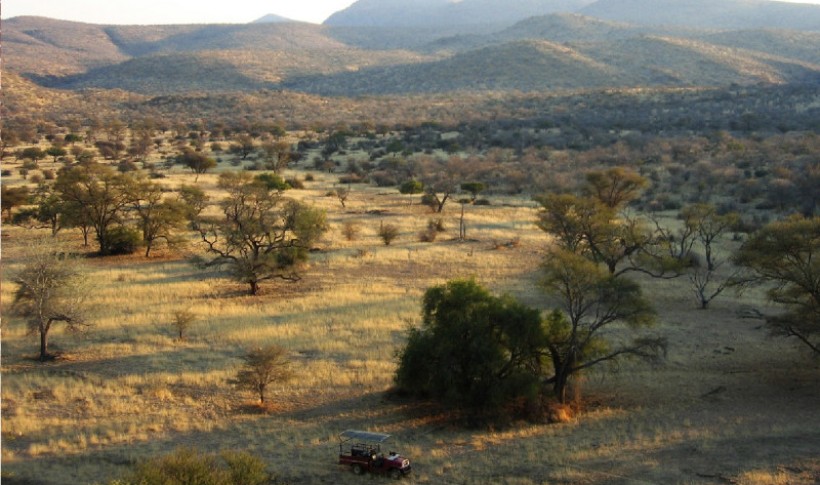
[[280, 35, 820, 95], [4, 16, 431, 92], [700, 29, 820, 65], [326, 0, 820, 31], [33, 54, 272, 94], [3, 16, 130, 76], [324, 0, 594, 28], [4, 13, 819, 97], [580, 0, 820, 31], [422, 13, 652, 53], [252, 14, 296, 24]]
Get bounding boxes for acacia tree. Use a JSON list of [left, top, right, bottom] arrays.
[[535, 193, 659, 275], [130, 179, 188, 257], [540, 249, 664, 403], [178, 184, 210, 229], [177, 150, 217, 181], [12, 247, 92, 361], [417, 156, 472, 213], [1, 185, 30, 220], [261, 141, 292, 173], [682, 204, 740, 272], [230, 134, 256, 160], [583, 167, 648, 209], [536, 168, 678, 277], [53, 163, 135, 255], [679, 204, 741, 309], [198, 172, 327, 295], [733, 215, 820, 354], [235, 345, 292, 404]]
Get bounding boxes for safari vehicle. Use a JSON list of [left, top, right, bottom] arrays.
[[338, 429, 412, 479]]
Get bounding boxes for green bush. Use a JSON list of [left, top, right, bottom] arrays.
[[395, 279, 545, 419], [113, 447, 270, 485], [254, 173, 290, 191], [103, 226, 142, 256], [399, 179, 424, 195]]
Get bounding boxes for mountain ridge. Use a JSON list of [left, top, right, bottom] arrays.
[[4, 10, 819, 97]]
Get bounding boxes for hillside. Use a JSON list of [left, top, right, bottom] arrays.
[[280, 35, 820, 95], [2, 16, 131, 76], [580, 0, 820, 30], [701, 29, 820, 65], [3, 11, 820, 98], [4, 17, 433, 93], [422, 13, 654, 53], [326, 0, 820, 31], [324, 0, 595, 28]]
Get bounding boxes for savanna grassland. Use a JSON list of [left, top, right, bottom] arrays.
[[1, 142, 818, 485]]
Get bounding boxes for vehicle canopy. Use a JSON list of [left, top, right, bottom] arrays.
[[339, 430, 392, 443]]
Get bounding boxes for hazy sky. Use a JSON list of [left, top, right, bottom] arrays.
[[3, 0, 820, 25], [1, 0, 359, 25]]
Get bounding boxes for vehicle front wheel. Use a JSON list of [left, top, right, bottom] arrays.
[[388, 468, 401, 480], [352, 464, 364, 475]]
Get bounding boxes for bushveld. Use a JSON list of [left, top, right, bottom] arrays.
[[1, 148, 818, 485]]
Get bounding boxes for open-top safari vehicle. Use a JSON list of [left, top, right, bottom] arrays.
[[338, 429, 412, 479]]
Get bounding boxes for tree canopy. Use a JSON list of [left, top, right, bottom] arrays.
[[540, 249, 663, 402], [733, 215, 820, 354], [12, 245, 92, 361], [198, 172, 327, 295]]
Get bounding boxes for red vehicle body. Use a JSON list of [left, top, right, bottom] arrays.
[[338, 430, 412, 479]]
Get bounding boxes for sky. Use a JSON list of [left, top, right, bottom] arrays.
[[3, 0, 820, 25], [0, 0, 360, 25]]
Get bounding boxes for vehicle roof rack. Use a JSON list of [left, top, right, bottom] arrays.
[[339, 430, 392, 443]]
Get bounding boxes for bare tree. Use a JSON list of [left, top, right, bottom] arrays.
[[171, 310, 197, 341], [234, 345, 292, 404], [11, 245, 92, 361], [335, 184, 351, 209]]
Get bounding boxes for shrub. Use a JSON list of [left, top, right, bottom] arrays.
[[171, 310, 197, 340], [114, 447, 270, 485], [419, 219, 444, 243], [338, 174, 366, 184], [254, 173, 289, 191], [341, 221, 361, 241], [104, 226, 142, 255], [371, 171, 398, 187], [399, 179, 424, 195], [418, 230, 436, 243], [378, 222, 400, 246], [395, 279, 544, 420]]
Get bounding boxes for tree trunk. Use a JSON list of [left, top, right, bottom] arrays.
[[249, 280, 259, 295], [39, 327, 50, 362], [553, 369, 569, 404], [459, 204, 466, 241]]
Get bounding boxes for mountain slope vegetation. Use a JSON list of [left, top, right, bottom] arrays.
[[3, 2, 820, 98]]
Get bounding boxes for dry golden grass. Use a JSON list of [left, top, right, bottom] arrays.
[[1, 166, 818, 485]]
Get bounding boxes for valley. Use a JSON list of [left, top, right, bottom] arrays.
[[1, 1, 819, 484]]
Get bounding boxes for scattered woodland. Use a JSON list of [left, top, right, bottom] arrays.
[[1, 6, 820, 485]]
